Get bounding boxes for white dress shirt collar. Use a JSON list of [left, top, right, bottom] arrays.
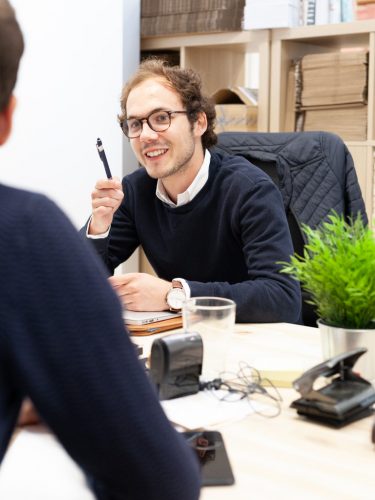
[[156, 149, 211, 207]]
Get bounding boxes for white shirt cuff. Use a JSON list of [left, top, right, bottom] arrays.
[[86, 215, 110, 239], [173, 278, 191, 300]]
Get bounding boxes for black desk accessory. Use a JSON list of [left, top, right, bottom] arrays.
[[181, 431, 235, 486], [149, 332, 203, 400], [291, 348, 375, 427]]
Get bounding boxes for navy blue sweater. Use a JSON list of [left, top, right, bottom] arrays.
[[0, 184, 200, 500], [87, 151, 301, 323]]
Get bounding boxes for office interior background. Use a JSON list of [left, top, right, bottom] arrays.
[[0, 0, 373, 268], [0, 1, 140, 232], [1, 3, 375, 496]]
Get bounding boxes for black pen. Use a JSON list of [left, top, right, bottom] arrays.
[[96, 137, 112, 179]]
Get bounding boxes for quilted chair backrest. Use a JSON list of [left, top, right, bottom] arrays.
[[213, 131, 368, 327]]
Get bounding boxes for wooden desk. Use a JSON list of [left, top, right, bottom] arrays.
[[2, 324, 374, 499], [134, 323, 375, 500]]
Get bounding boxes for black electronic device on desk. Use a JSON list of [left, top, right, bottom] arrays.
[[149, 332, 203, 400], [291, 348, 375, 427]]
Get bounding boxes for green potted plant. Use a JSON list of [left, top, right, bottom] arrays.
[[279, 211, 375, 381]]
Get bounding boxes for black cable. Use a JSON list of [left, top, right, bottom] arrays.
[[198, 362, 283, 418]]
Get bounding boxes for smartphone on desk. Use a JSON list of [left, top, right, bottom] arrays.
[[181, 430, 235, 486]]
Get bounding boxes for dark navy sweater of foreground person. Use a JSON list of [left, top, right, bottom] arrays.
[[86, 150, 301, 323], [0, 184, 200, 500]]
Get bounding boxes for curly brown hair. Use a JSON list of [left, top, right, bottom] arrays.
[[119, 58, 217, 150], [0, 0, 24, 112]]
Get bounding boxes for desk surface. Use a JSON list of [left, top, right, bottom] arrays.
[[136, 323, 375, 500], [3, 323, 374, 499]]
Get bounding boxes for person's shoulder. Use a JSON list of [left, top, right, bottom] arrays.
[[0, 183, 52, 215], [0, 183, 67, 231], [0, 183, 40, 202], [210, 149, 272, 186]]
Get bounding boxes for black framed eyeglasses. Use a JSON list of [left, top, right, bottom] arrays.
[[120, 109, 188, 138]]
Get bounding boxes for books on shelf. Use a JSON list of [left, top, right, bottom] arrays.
[[301, 0, 354, 25], [340, 0, 355, 22], [356, 2, 375, 20], [304, 0, 316, 25], [328, 0, 341, 23], [242, 0, 345, 30], [315, 0, 330, 25]]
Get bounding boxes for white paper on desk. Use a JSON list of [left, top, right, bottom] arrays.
[[161, 390, 257, 429]]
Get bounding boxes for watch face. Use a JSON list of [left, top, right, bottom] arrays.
[[167, 288, 186, 310]]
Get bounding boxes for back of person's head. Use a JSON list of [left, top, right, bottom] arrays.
[[119, 58, 217, 150], [0, 0, 24, 112]]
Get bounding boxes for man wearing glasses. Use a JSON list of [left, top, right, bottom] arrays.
[[83, 58, 301, 323]]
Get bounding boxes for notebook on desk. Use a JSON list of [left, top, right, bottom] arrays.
[[123, 310, 183, 336]]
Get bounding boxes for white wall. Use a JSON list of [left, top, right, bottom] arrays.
[[122, 0, 141, 272], [123, 0, 140, 176], [0, 0, 123, 228]]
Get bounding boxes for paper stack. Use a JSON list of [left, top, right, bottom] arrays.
[[299, 50, 368, 141], [141, 0, 245, 36], [303, 105, 368, 141]]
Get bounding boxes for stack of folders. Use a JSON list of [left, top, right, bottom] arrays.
[[292, 50, 368, 141], [141, 0, 245, 36], [123, 310, 183, 336]]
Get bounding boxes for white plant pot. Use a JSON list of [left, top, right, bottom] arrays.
[[318, 320, 375, 382]]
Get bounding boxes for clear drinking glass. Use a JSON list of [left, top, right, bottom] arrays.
[[183, 297, 236, 381]]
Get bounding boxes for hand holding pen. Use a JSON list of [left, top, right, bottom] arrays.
[[96, 137, 112, 179], [88, 138, 124, 235]]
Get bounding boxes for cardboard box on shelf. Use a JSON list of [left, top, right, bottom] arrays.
[[212, 86, 258, 133], [141, 0, 245, 17]]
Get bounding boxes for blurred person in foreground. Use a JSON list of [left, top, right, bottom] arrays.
[[0, 2, 200, 499]]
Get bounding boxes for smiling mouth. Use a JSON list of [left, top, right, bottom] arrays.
[[145, 148, 168, 158]]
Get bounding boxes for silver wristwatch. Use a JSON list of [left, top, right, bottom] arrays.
[[166, 280, 186, 312]]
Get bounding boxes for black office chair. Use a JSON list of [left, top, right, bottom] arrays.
[[214, 131, 368, 327]]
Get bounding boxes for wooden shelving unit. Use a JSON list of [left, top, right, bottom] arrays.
[[141, 30, 271, 131], [141, 20, 375, 223], [270, 21, 375, 220]]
